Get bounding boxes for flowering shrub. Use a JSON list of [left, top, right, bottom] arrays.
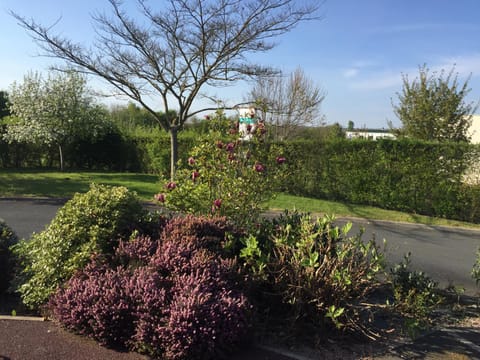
[[155, 111, 288, 227], [50, 215, 251, 359], [12, 184, 146, 310]]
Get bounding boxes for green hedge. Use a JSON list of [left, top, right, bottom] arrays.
[[2, 124, 479, 223], [280, 138, 479, 222]]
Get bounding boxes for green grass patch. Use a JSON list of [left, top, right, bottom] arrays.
[[0, 169, 160, 201], [268, 193, 480, 229]]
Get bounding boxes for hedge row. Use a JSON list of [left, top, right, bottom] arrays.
[[0, 130, 197, 175], [1, 129, 479, 222], [280, 139, 480, 222]]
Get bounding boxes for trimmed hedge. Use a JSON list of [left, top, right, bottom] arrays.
[[280, 138, 480, 222]]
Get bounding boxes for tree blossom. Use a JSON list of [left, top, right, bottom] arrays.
[[154, 193, 166, 203], [166, 181, 177, 190], [276, 156, 286, 164], [254, 163, 265, 172]]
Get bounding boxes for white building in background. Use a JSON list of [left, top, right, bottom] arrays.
[[468, 115, 480, 144], [345, 129, 396, 141]]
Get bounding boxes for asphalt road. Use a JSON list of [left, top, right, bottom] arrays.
[[1, 197, 480, 294]]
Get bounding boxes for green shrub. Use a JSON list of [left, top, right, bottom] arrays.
[[240, 211, 385, 331], [472, 248, 480, 286], [388, 253, 441, 337], [12, 183, 146, 310], [0, 219, 18, 294]]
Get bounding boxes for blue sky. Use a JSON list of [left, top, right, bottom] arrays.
[[1, 0, 480, 128]]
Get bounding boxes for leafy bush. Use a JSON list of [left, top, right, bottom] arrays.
[[389, 253, 441, 335], [155, 111, 288, 227], [0, 219, 18, 294], [50, 215, 251, 360], [12, 184, 145, 309], [472, 247, 480, 286], [240, 211, 385, 332]]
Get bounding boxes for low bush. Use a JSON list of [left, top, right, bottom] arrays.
[[472, 248, 480, 287], [12, 184, 146, 310], [0, 219, 18, 294], [388, 253, 442, 337], [50, 215, 251, 360], [240, 211, 385, 332]]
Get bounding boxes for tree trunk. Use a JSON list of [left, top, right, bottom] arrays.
[[169, 127, 178, 180], [58, 144, 64, 171]]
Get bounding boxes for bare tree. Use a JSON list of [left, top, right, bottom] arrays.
[[11, 0, 321, 179], [249, 67, 326, 140]]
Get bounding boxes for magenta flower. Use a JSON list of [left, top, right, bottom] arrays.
[[276, 156, 286, 164], [254, 163, 265, 172], [216, 141, 224, 149], [226, 142, 235, 152], [192, 170, 200, 181], [154, 193, 166, 203], [166, 181, 176, 190], [188, 157, 196, 165], [213, 199, 222, 208]]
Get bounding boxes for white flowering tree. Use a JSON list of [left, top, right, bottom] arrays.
[[5, 71, 106, 170]]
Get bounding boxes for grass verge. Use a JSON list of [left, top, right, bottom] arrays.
[[268, 193, 480, 229]]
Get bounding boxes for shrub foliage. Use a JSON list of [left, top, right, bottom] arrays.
[[240, 211, 385, 332], [0, 219, 18, 294], [12, 184, 145, 309]]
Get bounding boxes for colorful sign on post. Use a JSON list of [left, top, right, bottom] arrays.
[[238, 107, 257, 141]]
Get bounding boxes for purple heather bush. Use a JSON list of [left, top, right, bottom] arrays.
[[50, 215, 251, 359]]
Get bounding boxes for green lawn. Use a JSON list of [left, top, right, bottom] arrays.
[[0, 169, 161, 201], [1, 169, 479, 229]]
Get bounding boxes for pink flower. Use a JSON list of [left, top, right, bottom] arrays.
[[213, 199, 222, 208], [192, 170, 200, 181], [154, 193, 166, 203], [188, 157, 196, 165], [254, 163, 265, 172], [276, 156, 286, 164], [166, 181, 176, 190]]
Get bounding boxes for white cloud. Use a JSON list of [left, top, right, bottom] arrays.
[[346, 53, 480, 91], [348, 71, 402, 91], [434, 54, 480, 77], [343, 68, 358, 78]]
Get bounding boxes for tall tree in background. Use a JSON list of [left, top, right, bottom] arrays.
[[393, 65, 477, 142], [12, 0, 321, 179], [249, 67, 326, 140], [5, 71, 107, 171]]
